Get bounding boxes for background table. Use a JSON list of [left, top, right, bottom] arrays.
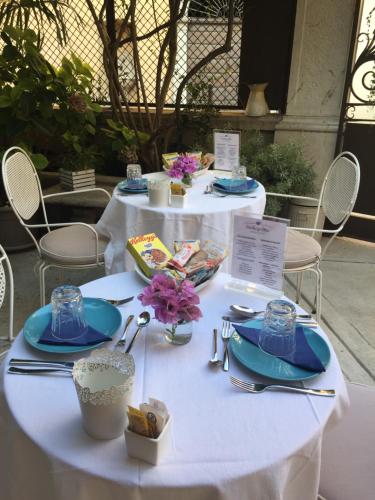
[[96, 170, 266, 274], [0, 272, 348, 500]]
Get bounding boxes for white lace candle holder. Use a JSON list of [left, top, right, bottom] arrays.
[[148, 179, 170, 207], [73, 349, 135, 440], [125, 416, 172, 465]]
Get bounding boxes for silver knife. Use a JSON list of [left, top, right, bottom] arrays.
[[8, 366, 72, 375], [9, 358, 74, 368]]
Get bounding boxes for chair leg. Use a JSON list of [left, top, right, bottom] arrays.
[[309, 267, 322, 322], [316, 267, 323, 323], [8, 269, 14, 341], [296, 273, 303, 304], [39, 263, 48, 306]]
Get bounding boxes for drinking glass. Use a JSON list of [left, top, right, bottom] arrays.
[[126, 164, 142, 188], [231, 165, 247, 180], [231, 165, 247, 189], [258, 300, 296, 356], [51, 285, 87, 340]]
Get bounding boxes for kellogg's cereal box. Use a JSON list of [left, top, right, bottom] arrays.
[[127, 233, 172, 277]]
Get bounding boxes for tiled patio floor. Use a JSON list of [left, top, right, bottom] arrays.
[[1, 236, 374, 384]]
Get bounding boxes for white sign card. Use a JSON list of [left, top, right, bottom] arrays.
[[230, 215, 288, 293], [213, 130, 240, 171]]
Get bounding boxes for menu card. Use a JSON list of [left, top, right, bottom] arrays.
[[230, 215, 288, 295], [213, 130, 240, 171]]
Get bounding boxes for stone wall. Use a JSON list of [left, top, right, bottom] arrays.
[[274, 0, 357, 190]]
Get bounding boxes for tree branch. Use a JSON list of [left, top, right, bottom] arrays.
[[118, 0, 189, 47]]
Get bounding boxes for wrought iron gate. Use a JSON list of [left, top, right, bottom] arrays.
[[336, 0, 375, 241]]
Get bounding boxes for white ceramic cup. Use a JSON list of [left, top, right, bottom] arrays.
[[73, 349, 135, 440]]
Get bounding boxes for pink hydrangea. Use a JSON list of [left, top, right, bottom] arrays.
[[167, 154, 198, 180], [138, 274, 202, 325]]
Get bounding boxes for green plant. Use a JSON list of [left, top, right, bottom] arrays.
[[0, 0, 77, 46], [241, 131, 316, 216], [0, 26, 103, 172], [101, 119, 149, 166]]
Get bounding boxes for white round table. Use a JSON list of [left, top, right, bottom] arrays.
[[0, 272, 348, 500], [96, 170, 266, 274]]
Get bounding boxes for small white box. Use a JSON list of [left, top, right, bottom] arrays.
[[170, 194, 186, 208], [125, 416, 172, 465]]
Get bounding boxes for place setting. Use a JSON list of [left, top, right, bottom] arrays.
[[116, 164, 148, 195], [205, 165, 260, 198]]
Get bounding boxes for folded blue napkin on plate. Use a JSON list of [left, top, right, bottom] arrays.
[[234, 324, 326, 372], [38, 321, 112, 346], [118, 179, 147, 191], [214, 178, 256, 192]]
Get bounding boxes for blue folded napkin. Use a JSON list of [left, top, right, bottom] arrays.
[[214, 178, 256, 192], [118, 179, 148, 191], [38, 320, 112, 347], [234, 323, 326, 372]]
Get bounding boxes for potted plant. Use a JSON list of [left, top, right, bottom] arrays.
[[240, 130, 316, 217]]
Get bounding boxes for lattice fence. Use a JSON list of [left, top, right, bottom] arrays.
[[39, 0, 244, 107]]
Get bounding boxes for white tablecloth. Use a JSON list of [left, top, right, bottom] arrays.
[[96, 171, 266, 274], [0, 272, 348, 500]]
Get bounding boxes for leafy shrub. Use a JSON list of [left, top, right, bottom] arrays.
[[241, 131, 316, 215]]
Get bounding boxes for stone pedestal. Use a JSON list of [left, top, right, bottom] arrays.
[[274, 0, 356, 191]]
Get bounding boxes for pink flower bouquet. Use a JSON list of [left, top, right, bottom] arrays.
[[138, 274, 202, 335], [167, 154, 198, 185]]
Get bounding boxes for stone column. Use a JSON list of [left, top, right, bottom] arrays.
[[274, 0, 356, 190]]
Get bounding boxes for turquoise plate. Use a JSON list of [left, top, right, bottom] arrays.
[[229, 319, 331, 381], [23, 298, 122, 354], [213, 178, 259, 195], [117, 179, 148, 193]]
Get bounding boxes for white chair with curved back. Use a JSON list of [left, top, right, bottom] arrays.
[[0, 243, 14, 343], [267, 151, 360, 321], [2, 147, 111, 306]]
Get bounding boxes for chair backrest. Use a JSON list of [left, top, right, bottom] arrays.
[[319, 151, 360, 228], [0, 244, 14, 341], [2, 147, 44, 222]]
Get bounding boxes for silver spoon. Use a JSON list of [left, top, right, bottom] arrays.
[[125, 311, 150, 353], [230, 304, 312, 320], [209, 328, 222, 367]]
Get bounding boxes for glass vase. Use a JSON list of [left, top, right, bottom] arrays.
[[164, 320, 193, 345], [181, 174, 193, 188]]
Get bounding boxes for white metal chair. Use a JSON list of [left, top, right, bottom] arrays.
[[319, 382, 375, 500], [2, 147, 111, 306], [267, 151, 360, 322], [0, 244, 14, 342]]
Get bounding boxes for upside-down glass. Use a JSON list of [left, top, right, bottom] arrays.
[[51, 285, 87, 340], [258, 300, 296, 356], [231, 165, 247, 180], [231, 165, 247, 190], [126, 164, 142, 188]]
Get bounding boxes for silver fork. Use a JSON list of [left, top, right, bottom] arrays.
[[230, 376, 335, 397], [213, 193, 256, 198], [221, 317, 232, 372]]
